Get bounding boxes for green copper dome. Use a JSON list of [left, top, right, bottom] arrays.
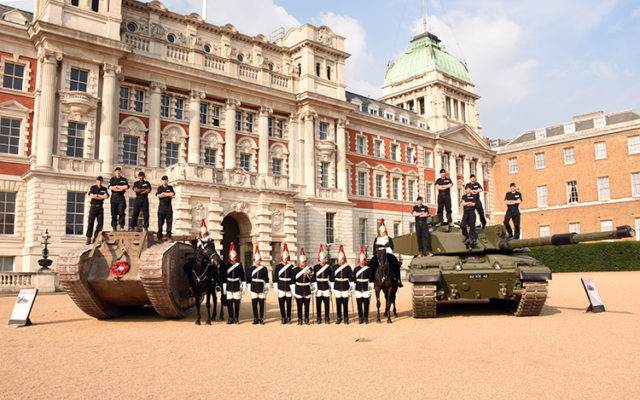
[[384, 32, 472, 85]]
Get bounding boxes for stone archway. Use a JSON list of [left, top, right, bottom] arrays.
[[221, 212, 253, 267]]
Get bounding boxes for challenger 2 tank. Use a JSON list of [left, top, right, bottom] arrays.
[[393, 222, 635, 318], [56, 231, 195, 319]]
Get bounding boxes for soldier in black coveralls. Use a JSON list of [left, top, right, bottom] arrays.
[[468, 174, 487, 228], [460, 183, 478, 245], [331, 245, 354, 324], [369, 219, 403, 287], [290, 248, 312, 325], [353, 246, 374, 324], [435, 168, 453, 225], [273, 243, 294, 324], [412, 196, 433, 256], [130, 171, 151, 231], [108, 167, 129, 231], [312, 245, 333, 324], [504, 182, 523, 239], [85, 176, 109, 245], [222, 242, 246, 324], [247, 246, 269, 325], [155, 175, 174, 240]]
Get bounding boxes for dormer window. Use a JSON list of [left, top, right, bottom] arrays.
[[535, 128, 546, 140], [368, 107, 379, 116]]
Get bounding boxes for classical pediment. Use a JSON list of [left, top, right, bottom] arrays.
[[437, 125, 490, 150], [2, 10, 29, 25]]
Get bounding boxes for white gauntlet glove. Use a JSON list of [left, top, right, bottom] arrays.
[[222, 283, 227, 294], [241, 281, 247, 294], [368, 282, 374, 292], [264, 282, 270, 294], [289, 284, 296, 294], [312, 283, 317, 293]]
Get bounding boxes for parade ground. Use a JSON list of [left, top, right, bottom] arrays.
[[1, 271, 639, 400]]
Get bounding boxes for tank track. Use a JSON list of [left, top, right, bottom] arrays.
[[412, 283, 437, 318], [139, 241, 192, 318], [57, 246, 124, 319], [514, 281, 548, 317]]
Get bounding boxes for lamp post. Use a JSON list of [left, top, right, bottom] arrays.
[[37, 229, 52, 272]]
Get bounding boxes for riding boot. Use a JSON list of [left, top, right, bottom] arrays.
[[336, 298, 343, 324], [286, 297, 292, 323], [278, 298, 286, 324], [234, 300, 240, 324], [324, 297, 330, 324], [316, 296, 322, 324], [296, 298, 303, 325], [343, 298, 349, 324], [252, 299, 259, 324], [227, 300, 234, 324], [304, 298, 310, 325], [357, 298, 363, 324], [364, 299, 370, 324], [259, 299, 265, 324]]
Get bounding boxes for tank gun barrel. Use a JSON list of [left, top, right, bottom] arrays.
[[499, 225, 635, 250]]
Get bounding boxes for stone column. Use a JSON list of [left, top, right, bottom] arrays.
[[258, 107, 271, 174], [303, 112, 316, 196], [224, 100, 238, 169], [463, 155, 471, 184], [449, 152, 459, 218], [188, 90, 204, 164], [35, 50, 61, 169], [99, 63, 119, 173], [287, 113, 298, 185], [434, 147, 443, 173], [147, 81, 165, 168], [336, 118, 348, 200]]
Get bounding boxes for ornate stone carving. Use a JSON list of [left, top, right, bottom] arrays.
[[316, 27, 334, 47], [269, 207, 283, 232], [150, 23, 166, 39], [222, 200, 249, 216], [191, 201, 206, 226]]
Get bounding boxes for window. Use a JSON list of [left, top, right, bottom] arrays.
[[535, 128, 546, 140], [319, 122, 328, 140], [539, 225, 550, 237], [204, 148, 217, 167], [69, 68, 88, 92], [174, 98, 184, 120], [320, 162, 329, 188], [245, 113, 254, 133], [424, 150, 433, 168], [357, 172, 366, 196], [632, 172, 640, 197], [315, 63, 321, 77], [482, 164, 487, 180], [71, 0, 78, 6], [272, 158, 282, 175], [390, 144, 397, 161], [597, 177, 610, 201], [66, 122, 85, 158], [122, 136, 138, 165], [563, 147, 575, 165], [629, 135, 640, 154], [537, 185, 548, 207], [269, 118, 285, 138], [392, 178, 400, 200], [455, 158, 462, 175], [239, 153, 251, 172], [0, 192, 16, 234], [385, 112, 394, 120], [460, 102, 466, 122], [373, 140, 382, 158], [600, 220, 613, 232], [375, 175, 383, 198], [66, 192, 84, 235], [393, 222, 400, 237], [400, 117, 409, 124], [409, 222, 415, 234], [326, 213, 335, 244], [566, 180, 579, 204], [635, 217, 640, 241], [2, 62, 24, 90], [235, 111, 242, 131], [210, 106, 220, 127], [369, 108, 379, 116], [594, 141, 607, 160], [407, 179, 415, 202], [359, 218, 367, 246], [508, 157, 518, 174], [453, 100, 459, 120], [91, 0, 99, 12], [569, 222, 580, 234], [127, 22, 137, 33], [133, 89, 144, 112], [441, 154, 448, 170], [200, 103, 208, 124], [355, 136, 365, 154], [425, 182, 433, 204], [0, 256, 13, 272], [326, 66, 331, 80], [166, 143, 179, 166], [275, 119, 284, 138], [406, 147, 414, 164], [535, 152, 545, 169], [119, 87, 129, 110], [167, 34, 176, 44], [445, 96, 451, 117], [160, 95, 170, 117], [0, 117, 20, 155]]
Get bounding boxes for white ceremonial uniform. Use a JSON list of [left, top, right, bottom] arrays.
[[354, 266, 374, 299], [276, 263, 293, 298]]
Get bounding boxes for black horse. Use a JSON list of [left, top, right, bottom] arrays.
[[369, 248, 398, 323], [184, 238, 222, 325]]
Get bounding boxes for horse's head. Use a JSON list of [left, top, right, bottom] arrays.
[[376, 248, 388, 268], [195, 238, 218, 266]]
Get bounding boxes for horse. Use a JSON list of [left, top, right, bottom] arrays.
[[184, 238, 222, 325], [371, 248, 398, 323]]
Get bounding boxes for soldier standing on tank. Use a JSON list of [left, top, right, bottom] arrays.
[[331, 245, 353, 324], [130, 171, 151, 231], [108, 167, 129, 231], [353, 246, 374, 324], [223, 242, 246, 324], [460, 183, 478, 245], [85, 176, 109, 245], [290, 248, 312, 325], [247, 246, 269, 325], [412, 196, 433, 256], [468, 174, 487, 229], [273, 243, 293, 324], [435, 168, 453, 225], [312, 244, 333, 324], [504, 182, 522, 239], [155, 175, 174, 241]]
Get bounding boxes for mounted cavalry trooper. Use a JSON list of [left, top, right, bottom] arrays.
[[370, 219, 403, 287], [312, 244, 333, 324], [223, 242, 246, 324], [273, 243, 294, 324], [331, 245, 354, 325], [290, 248, 313, 325], [247, 246, 269, 325], [353, 246, 374, 324]]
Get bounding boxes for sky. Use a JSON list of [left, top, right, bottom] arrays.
[[11, 0, 640, 139]]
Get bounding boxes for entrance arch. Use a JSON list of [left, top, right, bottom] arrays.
[[221, 212, 252, 267]]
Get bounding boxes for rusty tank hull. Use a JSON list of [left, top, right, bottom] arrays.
[[57, 231, 195, 319]]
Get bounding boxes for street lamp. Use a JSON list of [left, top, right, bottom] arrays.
[[38, 229, 53, 271]]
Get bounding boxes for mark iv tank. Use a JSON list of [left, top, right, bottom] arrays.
[[57, 232, 195, 319], [393, 222, 635, 318]]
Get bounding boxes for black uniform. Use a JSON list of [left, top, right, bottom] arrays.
[[460, 193, 477, 242], [86, 185, 109, 241], [109, 176, 129, 230], [290, 265, 313, 324], [412, 204, 432, 254], [222, 261, 245, 324], [504, 191, 522, 239], [331, 263, 354, 324], [248, 265, 270, 324], [353, 265, 374, 323], [369, 236, 402, 285], [435, 177, 453, 224], [312, 263, 334, 324], [273, 262, 294, 323], [469, 181, 487, 228], [156, 184, 175, 239], [131, 179, 151, 230]]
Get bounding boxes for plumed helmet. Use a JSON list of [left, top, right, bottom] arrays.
[[337, 244, 347, 264], [228, 242, 239, 263], [358, 246, 367, 265], [199, 219, 209, 238], [299, 248, 307, 264], [318, 244, 327, 262], [378, 218, 388, 236], [281, 243, 290, 263], [253, 245, 261, 264]]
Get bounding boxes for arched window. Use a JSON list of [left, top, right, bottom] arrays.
[[117, 117, 148, 166], [200, 130, 225, 168], [326, 66, 331, 80], [236, 137, 258, 173], [161, 124, 187, 167], [269, 143, 289, 176], [297, 64, 301, 77], [315, 63, 321, 77]]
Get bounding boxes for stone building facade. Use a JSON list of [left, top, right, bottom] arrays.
[[0, 0, 494, 273]]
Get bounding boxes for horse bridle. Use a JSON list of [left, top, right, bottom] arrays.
[[192, 242, 218, 283]]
